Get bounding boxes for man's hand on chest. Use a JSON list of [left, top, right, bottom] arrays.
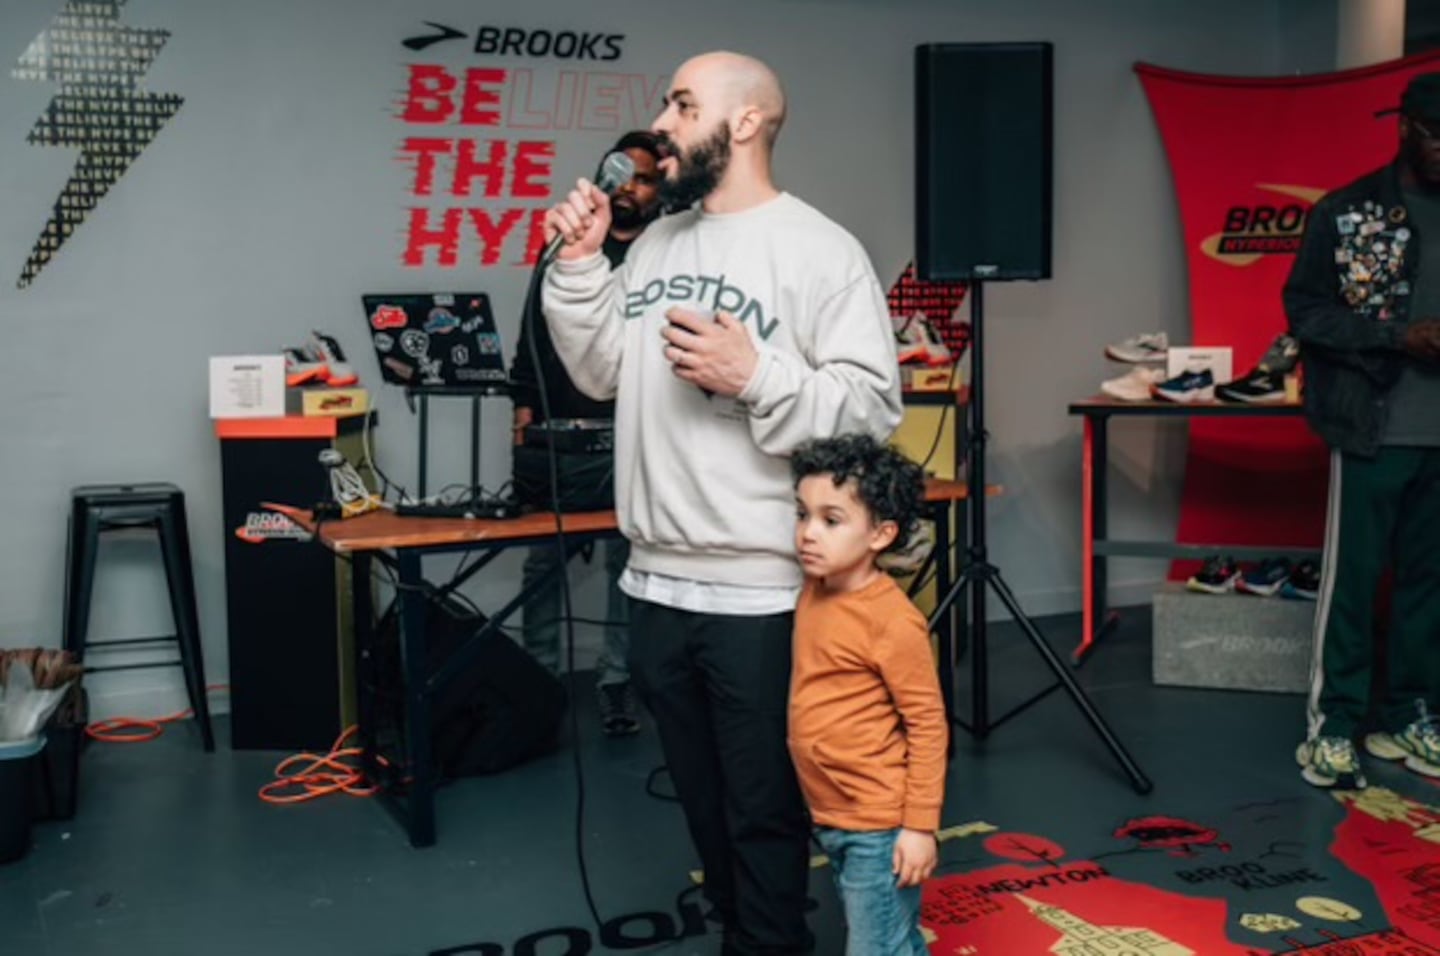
[[661, 307, 760, 398]]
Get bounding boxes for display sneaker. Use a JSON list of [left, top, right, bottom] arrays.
[[1236, 557, 1292, 597], [305, 331, 359, 386], [1186, 555, 1240, 594], [1104, 331, 1169, 364], [1153, 368, 1216, 403], [1256, 332, 1301, 374], [894, 313, 953, 367], [1280, 560, 1321, 600], [1218, 334, 1300, 403], [284, 347, 326, 387], [597, 681, 640, 736], [1364, 706, 1440, 778], [1296, 736, 1367, 789], [1100, 366, 1167, 402], [1216, 367, 1287, 403]]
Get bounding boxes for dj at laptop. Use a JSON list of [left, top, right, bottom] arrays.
[[508, 131, 665, 736]]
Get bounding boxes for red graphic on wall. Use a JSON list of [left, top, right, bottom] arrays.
[[393, 59, 668, 270], [1136, 52, 1440, 580], [886, 262, 970, 358]]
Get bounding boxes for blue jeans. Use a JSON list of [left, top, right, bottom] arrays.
[[814, 827, 928, 956], [521, 538, 630, 687]]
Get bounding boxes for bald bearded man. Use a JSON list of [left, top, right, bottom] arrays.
[[542, 52, 902, 955]]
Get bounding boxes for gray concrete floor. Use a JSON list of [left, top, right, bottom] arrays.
[[2, 608, 1434, 956]]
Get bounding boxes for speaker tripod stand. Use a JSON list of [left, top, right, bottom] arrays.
[[930, 281, 1153, 794]]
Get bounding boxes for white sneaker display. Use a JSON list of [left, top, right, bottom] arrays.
[[1100, 366, 1166, 402], [1104, 332, 1169, 364]]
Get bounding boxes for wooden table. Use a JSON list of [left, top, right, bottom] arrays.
[[273, 477, 977, 848]]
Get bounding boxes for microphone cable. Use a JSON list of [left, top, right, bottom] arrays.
[[521, 229, 606, 935], [515, 154, 637, 937]]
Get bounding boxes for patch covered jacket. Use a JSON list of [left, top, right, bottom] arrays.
[[1282, 161, 1414, 457]]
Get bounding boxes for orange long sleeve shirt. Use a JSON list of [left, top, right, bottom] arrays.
[[787, 573, 947, 832]]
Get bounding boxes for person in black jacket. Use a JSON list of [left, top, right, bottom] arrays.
[[510, 131, 663, 735], [1286, 72, 1440, 790]]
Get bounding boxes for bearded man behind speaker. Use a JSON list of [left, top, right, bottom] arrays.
[[542, 51, 901, 956], [509, 131, 665, 737]]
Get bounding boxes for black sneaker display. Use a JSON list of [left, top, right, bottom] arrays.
[[1282, 560, 1321, 601], [1236, 557, 1292, 596], [1186, 555, 1240, 594], [597, 681, 641, 736], [1216, 368, 1287, 403], [1217, 334, 1300, 403]]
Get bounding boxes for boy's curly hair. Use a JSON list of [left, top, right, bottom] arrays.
[[790, 434, 925, 553]]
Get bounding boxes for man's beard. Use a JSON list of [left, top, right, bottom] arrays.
[[611, 197, 656, 231], [1402, 132, 1440, 189], [659, 124, 731, 211]]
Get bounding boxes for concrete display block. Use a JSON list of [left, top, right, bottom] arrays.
[[1152, 582, 1316, 694]]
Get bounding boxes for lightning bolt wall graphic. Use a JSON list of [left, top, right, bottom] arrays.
[[12, 0, 182, 288]]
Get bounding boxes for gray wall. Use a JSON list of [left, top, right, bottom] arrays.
[[0, 0, 1337, 717]]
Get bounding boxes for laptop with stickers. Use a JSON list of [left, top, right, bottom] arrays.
[[360, 293, 508, 388]]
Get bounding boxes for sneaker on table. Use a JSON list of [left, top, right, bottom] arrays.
[[1187, 555, 1240, 594], [284, 347, 326, 387], [1154, 368, 1215, 403], [894, 314, 952, 367], [305, 330, 359, 387], [1280, 560, 1320, 600], [1236, 557, 1291, 596], [1218, 334, 1299, 403], [1100, 366, 1167, 402], [1256, 333, 1301, 375], [1105, 332, 1169, 364], [1217, 367, 1287, 403], [1297, 735, 1367, 789]]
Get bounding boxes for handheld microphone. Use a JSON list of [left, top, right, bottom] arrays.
[[540, 151, 637, 266]]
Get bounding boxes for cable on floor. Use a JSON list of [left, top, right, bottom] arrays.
[[85, 684, 230, 743], [258, 725, 384, 805]]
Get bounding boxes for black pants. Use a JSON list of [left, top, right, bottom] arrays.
[[1308, 447, 1440, 740], [630, 599, 813, 955]]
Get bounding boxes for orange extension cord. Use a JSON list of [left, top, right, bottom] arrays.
[[86, 686, 383, 805], [256, 726, 381, 805], [85, 684, 231, 743]]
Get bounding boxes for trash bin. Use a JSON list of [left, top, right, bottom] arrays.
[[34, 686, 86, 822], [0, 735, 45, 864], [0, 648, 84, 822]]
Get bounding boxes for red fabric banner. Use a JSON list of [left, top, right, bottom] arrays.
[[1136, 52, 1440, 576]]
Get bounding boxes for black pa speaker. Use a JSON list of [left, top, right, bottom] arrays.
[[375, 596, 566, 778], [915, 42, 1053, 281]]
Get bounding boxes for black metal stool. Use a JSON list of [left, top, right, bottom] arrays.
[[63, 483, 214, 751]]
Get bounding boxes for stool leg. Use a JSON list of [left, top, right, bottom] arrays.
[[157, 502, 214, 752], [63, 503, 99, 662]]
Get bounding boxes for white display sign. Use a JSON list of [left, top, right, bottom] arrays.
[[209, 355, 285, 419]]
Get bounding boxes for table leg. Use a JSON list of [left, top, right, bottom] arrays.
[[353, 552, 379, 785], [1076, 414, 1113, 664], [396, 549, 436, 848]]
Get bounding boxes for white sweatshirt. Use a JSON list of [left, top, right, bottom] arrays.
[[542, 192, 902, 589]]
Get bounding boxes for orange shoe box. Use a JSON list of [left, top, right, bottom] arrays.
[[902, 366, 959, 391], [294, 387, 370, 417]]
